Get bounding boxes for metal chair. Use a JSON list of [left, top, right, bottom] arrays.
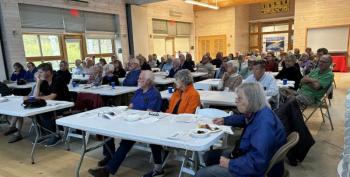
[[264, 132, 300, 177], [302, 84, 334, 130]]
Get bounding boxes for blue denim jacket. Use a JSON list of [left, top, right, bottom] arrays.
[[224, 106, 286, 177]]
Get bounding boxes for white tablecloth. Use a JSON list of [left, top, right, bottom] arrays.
[[56, 107, 224, 151], [196, 79, 221, 88], [68, 85, 138, 96], [72, 75, 90, 81], [6, 82, 35, 89], [0, 96, 74, 117], [118, 77, 174, 85], [276, 79, 295, 88], [161, 90, 237, 106], [154, 72, 208, 78]]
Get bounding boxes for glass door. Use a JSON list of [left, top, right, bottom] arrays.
[[64, 35, 83, 70]]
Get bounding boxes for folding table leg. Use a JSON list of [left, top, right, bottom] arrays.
[[76, 131, 87, 177], [179, 150, 188, 177], [31, 117, 40, 164]]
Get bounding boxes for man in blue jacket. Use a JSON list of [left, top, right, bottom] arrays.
[[123, 58, 141, 86]]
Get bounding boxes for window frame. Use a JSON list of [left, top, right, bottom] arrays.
[[23, 33, 64, 62], [85, 37, 116, 59], [249, 19, 294, 52]]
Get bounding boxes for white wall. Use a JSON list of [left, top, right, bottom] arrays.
[[131, 5, 149, 57], [0, 0, 129, 76]]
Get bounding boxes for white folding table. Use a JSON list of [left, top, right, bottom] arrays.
[[161, 90, 237, 107], [195, 79, 221, 88], [0, 96, 74, 163], [56, 107, 225, 177], [155, 72, 208, 78], [6, 82, 35, 89], [276, 79, 295, 88], [68, 84, 138, 96], [72, 74, 90, 81]]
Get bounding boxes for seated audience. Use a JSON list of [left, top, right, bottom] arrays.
[[211, 52, 223, 68], [123, 58, 141, 86], [299, 53, 314, 75], [218, 62, 243, 92], [102, 64, 120, 86], [111, 55, 117, 63], [148, 54, 158, 68], [294, 48, 301, 60], [168, 58, 181, 78], [161, 56, 173, 72], [296, 54, 334, 106], [197, 55, 216, 78], [195, 83, 286, 177], [275, 54, 303, 90], [305, 47, 313, 58], [152, 54, 160, 67], [239, 58, 254, 79], [83, 57, 95, 75], [32, 63, 70, 146], [265, 52, 278, 72], [142, 69, 201, 177], [73, 59, 84, 75], [88, 70, 162, 177], [112, 59, 126, 78], [88, 65, 103, 86], [185, 53, 195, 69], [314, 48, 328, 68], [25, 62, 38, 82], [10, 62, 26, 81], [235, 55, 247, 73], [137, 55, 151, 70], [244, 60, 278, 97], [158, 56, 166, 70], [55, 60, 72, 85], [214, 60, 227, 79], [180, 54, 194, 72]]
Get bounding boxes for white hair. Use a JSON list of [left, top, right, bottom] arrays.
[[236, 83, 268, 113]]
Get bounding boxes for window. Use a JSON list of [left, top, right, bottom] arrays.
[[86, 38, 114, 55], [23, 34, 61, 58], [249, 20, 294, 52]]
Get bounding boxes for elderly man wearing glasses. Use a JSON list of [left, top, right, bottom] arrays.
[[295, 54, 334, 106]]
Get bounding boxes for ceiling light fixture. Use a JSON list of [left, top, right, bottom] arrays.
[[184, 0, 220, 10]]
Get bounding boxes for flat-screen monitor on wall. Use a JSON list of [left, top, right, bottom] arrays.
[[307, 26, 349, 53]]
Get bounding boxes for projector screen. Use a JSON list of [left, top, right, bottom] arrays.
[[307, 26, 349, 52]]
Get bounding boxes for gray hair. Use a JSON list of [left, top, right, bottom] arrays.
[[174, 69, 193, 86], [227, 61, 238, 72], [286, 53, 296, 62], [236, 83, 267, 113], [321, 54, 333, 64]]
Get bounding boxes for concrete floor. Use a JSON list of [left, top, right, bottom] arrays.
[[0, 72, 348, 177]]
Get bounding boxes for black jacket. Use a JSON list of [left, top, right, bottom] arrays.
[[275, 97, 315, 164], [0, 82, 12, 96], [181, 61, 194, 72], [275, 66, 303, 90]]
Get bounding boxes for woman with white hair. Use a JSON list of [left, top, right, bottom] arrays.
[[195, 83, 286, 177], [142, 69, 201, 177], [218, 61, 243, 92], [102, 64, 120, 86], [88, 65, 103, 85]]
